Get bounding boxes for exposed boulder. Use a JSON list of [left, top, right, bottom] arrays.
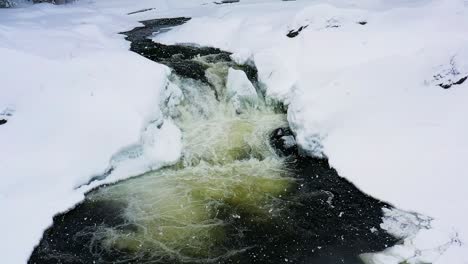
[[0, 0, 13, 8], [430, 54, 468, 89], [214, 0, 240, 4], [32, 0, 74, 4], [1, 0, 76, 6], [287, 25, 308, 38]]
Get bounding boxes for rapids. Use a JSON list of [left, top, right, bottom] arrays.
[[29, 17, 399, 264]]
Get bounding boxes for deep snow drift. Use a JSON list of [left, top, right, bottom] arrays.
[[1, 0, 468, 263]]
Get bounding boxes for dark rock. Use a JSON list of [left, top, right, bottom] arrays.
[[127, 8, 155, 15], [439, 75, 467, 89], [0, 119, 7, 125], [214, 0, 240, 4], [287, 25, 308, 38], [357, 21, 368, 25], [454, 76, 468, 85], [0, 0, 12, 8], [270, 127, 298, 157], [32, 0, 74, 4]]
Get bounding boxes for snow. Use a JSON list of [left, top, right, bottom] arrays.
[[155, 0, 468, 262], [226, 68, 258, 110], [1, 0, 468, 263], [0, 1, 183, 262]]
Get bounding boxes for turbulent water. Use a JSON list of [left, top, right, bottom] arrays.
[[29, 18, 398, 264]]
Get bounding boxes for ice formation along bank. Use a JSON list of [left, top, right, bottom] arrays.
[[30, 18, 404, 264]]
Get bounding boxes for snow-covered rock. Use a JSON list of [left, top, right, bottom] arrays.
[[0, 0, 12, 8], [32, 0, 74, 4], [226, 67, 258, 110]]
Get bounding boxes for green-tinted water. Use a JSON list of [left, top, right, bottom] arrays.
[[85, 58, 293, 261]]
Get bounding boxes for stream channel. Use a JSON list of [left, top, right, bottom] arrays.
[[29, 18, 399, 264]]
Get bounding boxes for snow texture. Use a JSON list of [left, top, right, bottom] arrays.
[[0, 1, 186, 262], [226, 67, 258, 111], [154, 0, 468, 263], [1, 0, 468, 263]]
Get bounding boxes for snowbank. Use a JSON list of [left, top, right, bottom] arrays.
[[155, 0, 468, 262], [2, 0, 468, 263], [0, 1, 185, 262]]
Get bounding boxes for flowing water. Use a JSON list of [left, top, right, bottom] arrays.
[[29, 18, 399, 264]]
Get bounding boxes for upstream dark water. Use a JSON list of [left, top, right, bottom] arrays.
[[29, 18, 398, 264]]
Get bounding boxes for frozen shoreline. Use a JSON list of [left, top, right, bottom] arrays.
[[154, 0, 468, 263], [0, 1, 182, 262], [1, 0, 468, 263], [30, 17, 399, 263]]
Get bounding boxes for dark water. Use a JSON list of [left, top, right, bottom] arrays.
[[29, 18, 398, 264]]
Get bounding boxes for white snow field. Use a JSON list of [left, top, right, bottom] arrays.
[[0, 1, 186, 262], [1, 0, 468, 263]]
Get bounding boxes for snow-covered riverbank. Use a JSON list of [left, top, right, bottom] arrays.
[[0, 1, 182, 262], [1, 0, 468, 263], [154, 1, 468, 262]]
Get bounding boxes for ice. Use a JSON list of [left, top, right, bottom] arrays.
[[2, 0, 468, 263], [155, 0, 468, 262], [0, 1, 181, 262], [226, 68, 258, 110]]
